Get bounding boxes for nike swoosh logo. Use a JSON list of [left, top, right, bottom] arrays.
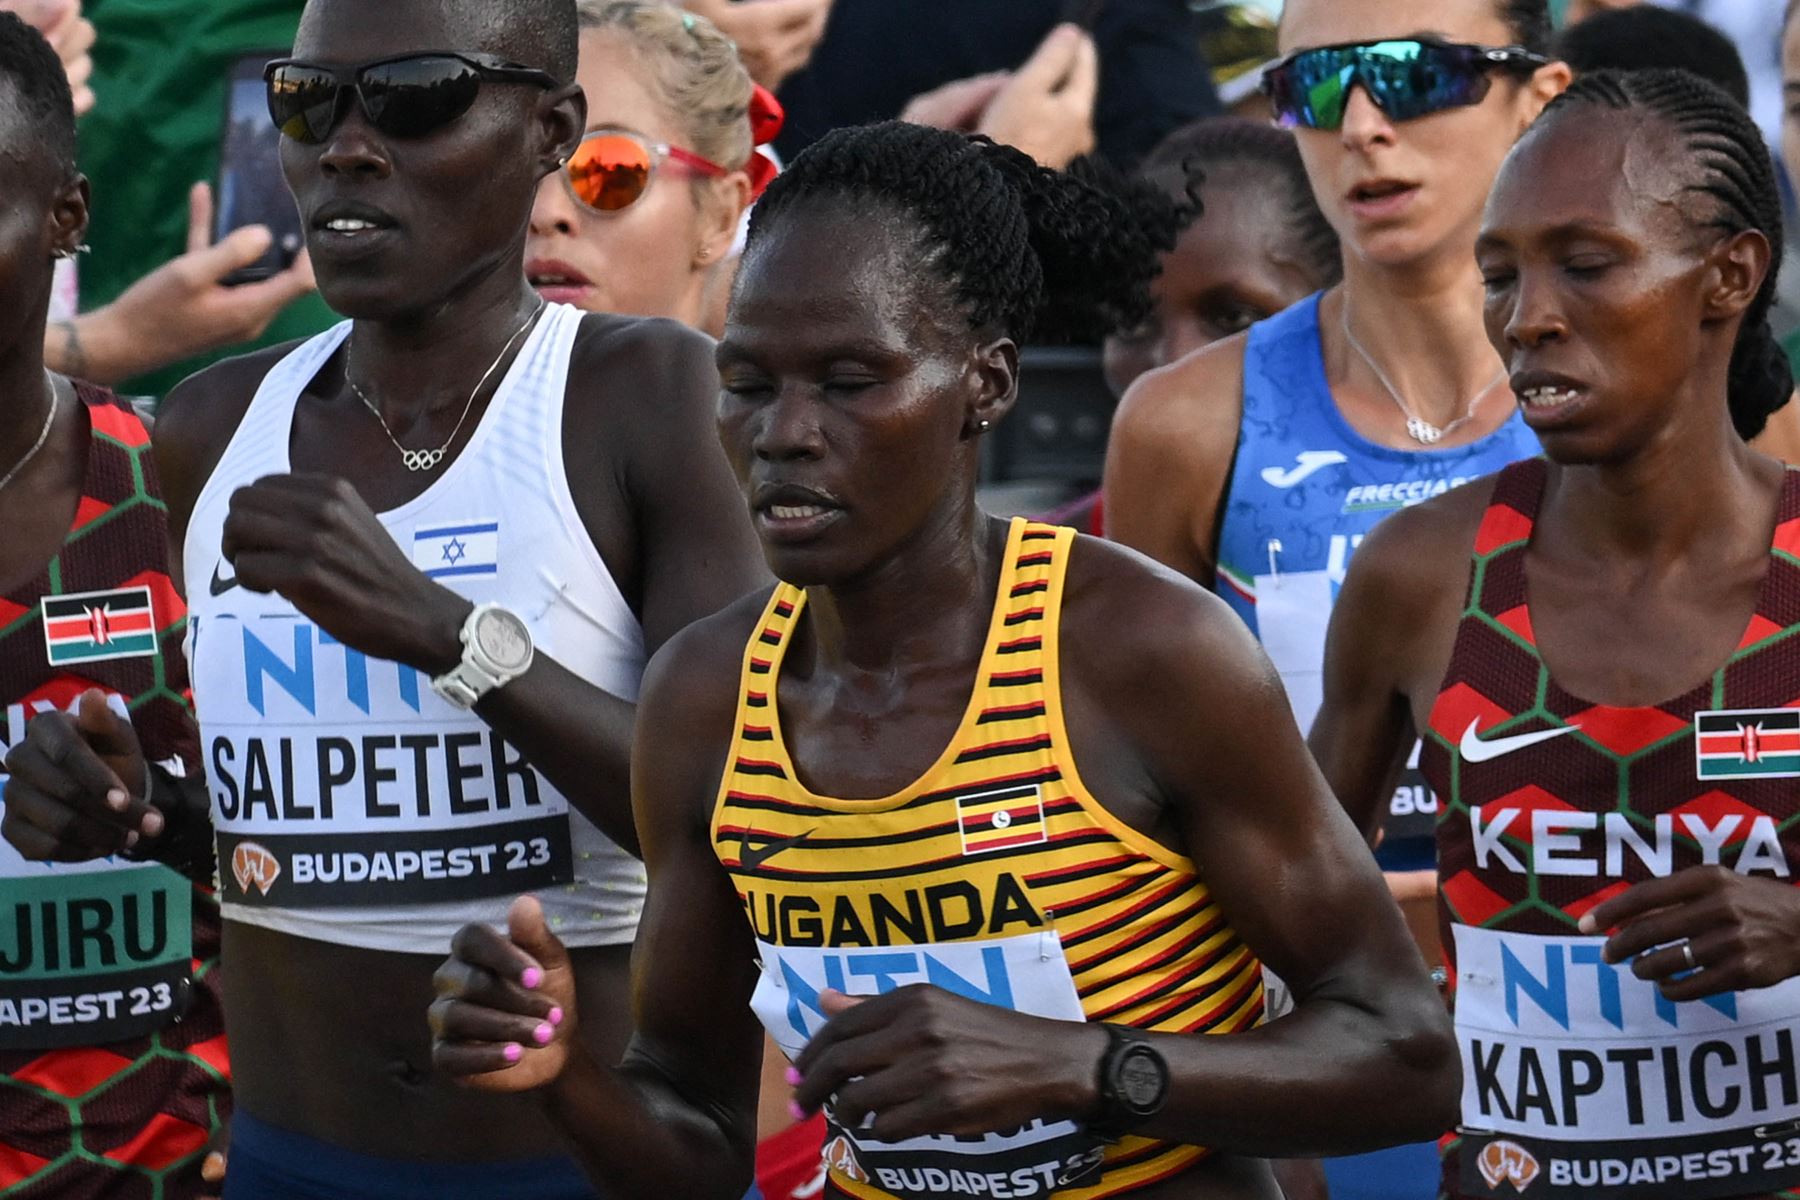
[[1459, 719, 1582, 763], [738, 827, 815, 872], [1260, 450, 1349, 489], [209, 561, 240, 597]]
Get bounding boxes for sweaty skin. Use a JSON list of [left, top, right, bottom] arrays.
[[430, 199, 1458, 1200], [1313, 106, 1800, 1001], [8, 0, 767, 1166]]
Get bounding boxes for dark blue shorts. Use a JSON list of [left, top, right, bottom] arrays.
[[223, 1111, 601, 1200]]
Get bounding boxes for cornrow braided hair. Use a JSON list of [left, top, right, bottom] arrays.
[[1497, 0, 1553, 56], [1139, 117, 1341, 289], [1537, 69, 1791, 440], [747, 121, 1189, 344]]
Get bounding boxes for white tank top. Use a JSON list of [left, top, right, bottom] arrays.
[[184, 303, 647, 953]]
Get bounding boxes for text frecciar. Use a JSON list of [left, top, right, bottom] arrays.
[[1468, 808, 1790, 878]]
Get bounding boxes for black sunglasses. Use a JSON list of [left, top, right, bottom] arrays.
[[265, 51, 559, 145]]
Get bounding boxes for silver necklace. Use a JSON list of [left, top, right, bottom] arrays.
[[347, 300, 545, 472], [0, 376, 58, 493], [1341, 307, 1505, 445]]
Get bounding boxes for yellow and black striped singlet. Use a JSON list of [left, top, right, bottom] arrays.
[[712, 518, 1264, 1200]]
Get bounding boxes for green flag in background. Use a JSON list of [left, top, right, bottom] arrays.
[[80, 0, 334, 400]]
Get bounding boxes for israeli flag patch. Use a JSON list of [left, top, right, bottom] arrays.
[[413, 520, 499, 580]]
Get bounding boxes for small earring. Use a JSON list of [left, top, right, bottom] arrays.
[[976, 418, 992, 432]]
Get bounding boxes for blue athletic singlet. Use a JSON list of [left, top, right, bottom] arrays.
[[1217, 294, 1540, 723]]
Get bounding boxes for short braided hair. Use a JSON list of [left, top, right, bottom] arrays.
[[1139, 118, 1340, 289], [0, 11, 75, 177], [1537, 69, 1789, 439], [1497, 0, 1552, 56], [748, 122, 1186, 344]]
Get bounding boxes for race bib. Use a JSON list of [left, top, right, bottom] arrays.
[[192, 609, 573, 908], [1453, 925, 1800, 1199], [753, 932, 1106, 1199], [0, 843, 192, 1050]]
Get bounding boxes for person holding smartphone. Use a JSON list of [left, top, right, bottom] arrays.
[[0, 15, 231, 1200]]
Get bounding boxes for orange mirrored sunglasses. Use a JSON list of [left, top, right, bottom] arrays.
[[562, 128, 727, 212]]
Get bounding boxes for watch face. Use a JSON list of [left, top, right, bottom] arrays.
[[475, 609, 532, 671], [1115, 1048, 1168, 1113]]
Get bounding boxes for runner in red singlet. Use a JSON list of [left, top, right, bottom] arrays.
[[0, 14, 228, 1198], [1312, 70, 1800, 1200]]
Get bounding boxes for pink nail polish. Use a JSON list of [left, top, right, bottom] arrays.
[[547, 1006, 564, 1027], [503, 1043, 523, 1063], [533, 1023, 554, 1045], [521, 967, 543, 989], [784, 1067, 803, 1086], [788, 1100, 807, 1122]]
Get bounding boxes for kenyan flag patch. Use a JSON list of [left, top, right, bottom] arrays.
[[42, 586, 158, 665], [1695, 708, 1800, 779]]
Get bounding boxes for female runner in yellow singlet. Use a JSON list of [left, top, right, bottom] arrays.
[[429, 122, 1456, 1200]]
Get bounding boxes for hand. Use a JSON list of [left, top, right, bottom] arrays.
[[54, 183, 316, 385], [900, 72, 1011, 132], [975, 24, 1098, 169], [3, 0, 96, 115], [431, 895, 576, 1091], [198, 1117, 229, 1200], [221, 473, 470, 671], [2, 689, 157, 861], [791, 986, 1107, 1141], [683, 0, 833, 92], [1579, 865, 1800, 1001]]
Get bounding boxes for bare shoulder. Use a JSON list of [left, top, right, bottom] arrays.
[[155, 340, 304, 520], [1109, 332, 1247, 467], [638, 587, 776, 737], [563, 311, 717, 465], [1058, 533, 1281, 722], [567, 312, 715, 405]]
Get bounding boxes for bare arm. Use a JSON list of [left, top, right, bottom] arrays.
[[431, 613, 769, 1199], [1308, 490, 1485, 844], [1101, 336, 1245, 587]]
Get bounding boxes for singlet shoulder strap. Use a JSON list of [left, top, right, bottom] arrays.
[[1240, 291, 1326, 424], [708, 585, 805, 840]]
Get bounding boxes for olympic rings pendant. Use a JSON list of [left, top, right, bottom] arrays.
[[401, 447, 447, 472], [1406, 417, 1445, 444]]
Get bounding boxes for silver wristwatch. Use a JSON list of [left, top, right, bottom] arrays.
[[431, 603, 535, 710]]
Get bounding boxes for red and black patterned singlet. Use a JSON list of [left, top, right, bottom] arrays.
[[0, 385, 229, 1200], [1422, 458, 1800, 1200]]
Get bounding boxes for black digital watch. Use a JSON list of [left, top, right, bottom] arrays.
[[1089, 1023, 1170, 1137]]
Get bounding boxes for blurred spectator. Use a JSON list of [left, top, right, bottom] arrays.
[[72, 0, 333, 396], [1562, 0, 1783, 142], [527, 0, 764, 333], [5, 0, 315, 389], [772, 0, 1219, 171], [679, 0, 832, 92], [901, 22, 1098, 168], [1555, 3, 1748, 105]]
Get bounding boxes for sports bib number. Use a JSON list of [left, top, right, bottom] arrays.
[[193, 608, 574, 908], [752, 932, 1106, 1199], [0, 840, 192, 1050], [1453, 925, 1800, 1200]]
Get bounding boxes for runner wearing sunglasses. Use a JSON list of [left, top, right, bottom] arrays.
[[526, 0, 772, 335], [0, 0, 768, 1197], [1314, 68, 1800, 1200]]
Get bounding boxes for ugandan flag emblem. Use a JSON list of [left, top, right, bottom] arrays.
[[1695, 708, 1800, 779], [41, 586, 158, 665], [956, 783, 1047, 855]]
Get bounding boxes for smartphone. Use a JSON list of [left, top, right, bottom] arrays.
[[214, 50, 304, 287]]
